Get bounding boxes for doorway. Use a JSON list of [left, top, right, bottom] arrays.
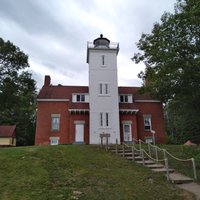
[[123, 123, 132, 142], [75, 124, 84, 143]]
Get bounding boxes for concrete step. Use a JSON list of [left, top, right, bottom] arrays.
[[136, 160, 155, 165], [152, 168, 174, 173], [126, 156, 149, 161], [111, 149, 131, 153], [168, 172, 194, 184], [118, 152, 140, 157], [146, 164, 164, 169]]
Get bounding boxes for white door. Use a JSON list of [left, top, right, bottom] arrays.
[[123, 124, 132, 142], [75, 124, 84, 142]]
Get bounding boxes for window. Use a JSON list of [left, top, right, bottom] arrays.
[[50, 137, 59, 145], [51, 115, 60, 131], [119, 95, 133, 103], [124, 124, 131, 133], [100, 112, 103, 127], [105, 84, 108, 94], [102, 55, 105, 65], [76, 94, 85, 102], [105, 112, 109, 127], [99, 84, 103, 94], [143, 115, 151, 131], [72, 94, 89, 103], [99, 112, 110, 127], [145, 137, 153, 143], [120, 95, 128, 103], [99, 83, 109, 95]]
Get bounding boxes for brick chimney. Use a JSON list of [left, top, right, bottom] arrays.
[[44, 75, 51, 86]]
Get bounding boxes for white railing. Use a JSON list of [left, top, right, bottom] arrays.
[[87, 41, 119, 49]]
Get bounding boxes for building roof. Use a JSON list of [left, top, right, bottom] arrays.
[[38, 85, 153, 100], [37, 85, 161, 112], [0, 125, 16, 137], [38, 85, 89, 100], [118, 86, 153, 101]]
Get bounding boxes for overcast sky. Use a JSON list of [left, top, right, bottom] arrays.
[[0, 0, 177, 90]]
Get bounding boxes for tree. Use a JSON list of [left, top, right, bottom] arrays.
[[132, 0, 200, 143], [0, 38, 37, 145]]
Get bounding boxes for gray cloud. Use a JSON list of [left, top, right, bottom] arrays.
[[0, 0, 177, 89]]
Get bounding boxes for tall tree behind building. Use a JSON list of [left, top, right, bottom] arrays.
[[132, 0, 200, 143], [0, 38, 37, 145]]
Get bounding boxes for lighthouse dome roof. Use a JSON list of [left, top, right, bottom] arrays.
[[93, 34, 110, 48]]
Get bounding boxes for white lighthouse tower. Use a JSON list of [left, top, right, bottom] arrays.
[[87, 34, 120, 144]]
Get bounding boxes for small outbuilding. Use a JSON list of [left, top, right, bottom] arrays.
[[0, 125, 16, 146]]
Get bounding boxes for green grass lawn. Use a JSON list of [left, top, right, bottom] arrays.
[[0, 145, 195, 200]]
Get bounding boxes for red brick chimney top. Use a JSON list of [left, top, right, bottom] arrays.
[[44, 75, 51, 86]]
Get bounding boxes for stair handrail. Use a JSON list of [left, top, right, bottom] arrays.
[[142, 148, 166, 163], [164, 150, 192, 162], [132, 137, 197, 181], [164, 149, 197, 181]]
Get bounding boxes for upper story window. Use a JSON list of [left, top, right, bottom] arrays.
[[72, 94, 89, 103], [99, 83, 109, 95], [76, 94, 85, 102], [51, 114, 60, 131], [119, 94, 133, 103], [102, 55, 105, 65], [99, 112, 110, 127], [143, 115, 152, 131]]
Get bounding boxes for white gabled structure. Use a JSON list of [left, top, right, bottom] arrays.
[[87, 34, 120, 144]]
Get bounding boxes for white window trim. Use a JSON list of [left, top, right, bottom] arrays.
[[51, 114, 60, 131], [98, 82, 110, 96], [50, 137, 60, 145], [99, 112, 111, 128], [143, 115, 152, 131], [72, 93, 89, 103], [119, 94, 133, 103]]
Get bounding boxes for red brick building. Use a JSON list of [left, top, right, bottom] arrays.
[[35, 35, 166, 145]]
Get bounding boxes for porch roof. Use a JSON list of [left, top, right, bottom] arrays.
[[119, 109, 139, 115], [68, 109, 89, 114]]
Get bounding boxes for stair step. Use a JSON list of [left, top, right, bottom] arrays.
[[111, 149, 131, 153], [168, 173, 194, 184], [152, 168, 174, 173], [118, 152, 140, 157], [126, 156, 149, 161], [136, 160, 155, 165], [146, 164, 164, 169]]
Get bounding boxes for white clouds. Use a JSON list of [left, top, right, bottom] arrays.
[[0, 0, 177, 89]]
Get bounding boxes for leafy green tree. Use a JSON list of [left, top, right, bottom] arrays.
[[132, 0, 200, 143], [0, 38, 37, 145]]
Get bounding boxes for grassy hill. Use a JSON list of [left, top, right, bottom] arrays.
[[0, 145, 195, 200]]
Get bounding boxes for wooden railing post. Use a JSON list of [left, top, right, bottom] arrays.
[[163, 149, 167, 160], [192, 158, 197, 181], [164, 158, 170, 181], [132, 146, 135, 161], [154, 145, 158, 161], [139, 139, 142, 156], [123, 143, 125, 159], [116, 138, 118, 154], [148, 142, 151, 157], [141, 149, 145, 165]]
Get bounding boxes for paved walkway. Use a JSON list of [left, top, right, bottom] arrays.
[[177, 182, 200, 200]]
